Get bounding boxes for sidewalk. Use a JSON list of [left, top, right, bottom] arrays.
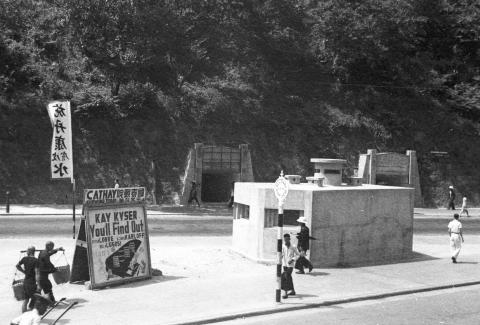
[[1, 234, 479, 325], [1, 204, 478, 219]]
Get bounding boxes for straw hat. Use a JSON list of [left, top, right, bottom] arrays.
[[296, 216, 308, 224]]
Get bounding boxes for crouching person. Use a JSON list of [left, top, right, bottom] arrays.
[[10, 293, 52, 325]]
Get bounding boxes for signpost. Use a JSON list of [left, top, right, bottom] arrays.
[[273, 170, 289, 303]]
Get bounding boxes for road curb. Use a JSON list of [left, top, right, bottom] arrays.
[[172, 280, 480, 325]]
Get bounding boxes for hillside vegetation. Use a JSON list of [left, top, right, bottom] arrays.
[[0, 0, 479, 206]]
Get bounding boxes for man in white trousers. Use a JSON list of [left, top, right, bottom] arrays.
[[448, 213, 464, 263]]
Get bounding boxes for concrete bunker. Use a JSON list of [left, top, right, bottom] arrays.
[[181, 143, 254, 204], [232, 158, 414, 267]]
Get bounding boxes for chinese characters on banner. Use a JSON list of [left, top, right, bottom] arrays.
[[47, 101, 73, 181]]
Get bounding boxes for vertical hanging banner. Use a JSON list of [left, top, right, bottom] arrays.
[[47, 101, 73, 181]]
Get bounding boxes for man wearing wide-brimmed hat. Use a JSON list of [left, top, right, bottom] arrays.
[[295, 216, 316, 274], [10, 293, 52, 325], [448, 185, 456, 210]]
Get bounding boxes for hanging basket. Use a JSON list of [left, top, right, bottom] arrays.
[[12, 279, 25, 301], [53, 265, 71, 284]]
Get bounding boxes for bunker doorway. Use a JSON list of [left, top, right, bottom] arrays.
[[201, 171, 234, 202]]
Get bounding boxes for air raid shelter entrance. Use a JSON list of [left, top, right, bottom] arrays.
[[181, 143, 254, 204]]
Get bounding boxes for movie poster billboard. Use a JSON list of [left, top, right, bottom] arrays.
[[85, 203, 151, 289]]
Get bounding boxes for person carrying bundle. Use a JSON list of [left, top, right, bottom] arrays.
[[15, 246, 39, 312], [38, 241, 64, 303]]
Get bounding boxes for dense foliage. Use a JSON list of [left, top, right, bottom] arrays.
[[0, 0, 478, 205]]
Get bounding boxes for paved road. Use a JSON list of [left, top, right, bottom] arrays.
[[1, 213, 479, 237], [414, 217, 480, 234], [0, 215, 232, 237], [226, 285, 480, 325]]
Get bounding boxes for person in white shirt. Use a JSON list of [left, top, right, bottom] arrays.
[[281, 233, 300, 299], [448, 213, 464, 263], [10, 294, 50, 325], [114, 179, 120, 189], [460, 196, 469, 217]]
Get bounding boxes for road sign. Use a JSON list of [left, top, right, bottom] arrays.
[[274, 171, 289, 204]]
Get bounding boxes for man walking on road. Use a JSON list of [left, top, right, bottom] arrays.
[[295, 216, 315, 274], [448, 213, 464, 263], [281, 233, 299, 299], [188, 181, 201, 208], [460, 196, 469, 217], [38, 241, 63, 302], [447, 185, 456, 210]]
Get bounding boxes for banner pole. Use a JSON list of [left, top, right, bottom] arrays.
[[72, 178, 76, 239]]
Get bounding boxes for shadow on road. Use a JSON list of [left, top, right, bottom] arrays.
[[307, 271, 329, 277], [102, 275, 187, 291], [456, 261, 478, 264]]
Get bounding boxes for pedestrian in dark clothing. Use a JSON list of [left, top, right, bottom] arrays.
[[16, 246, 39, 312], [188, 181, 201, 207], [38, 241, 63, 303], [227, 182, 235, 208], [295, 217, 315, 274], [281, 233, 299, 299], [448, 186, 456, 210]]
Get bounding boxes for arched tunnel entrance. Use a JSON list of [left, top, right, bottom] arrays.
[[181, 143, 254, 204], [201, 170, 234, 202]]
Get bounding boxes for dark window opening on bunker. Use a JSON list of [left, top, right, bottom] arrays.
[[234, 203, 250, 219], [201, 171, 235, 202], [264, 209, 301, 227], [324, 169, 341, 174]]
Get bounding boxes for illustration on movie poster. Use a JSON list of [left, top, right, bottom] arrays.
[[105, 239, 147, 279]]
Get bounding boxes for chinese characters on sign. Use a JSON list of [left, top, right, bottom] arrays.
[[47, 101, 73, 181], [83, 187, 147, 205]]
